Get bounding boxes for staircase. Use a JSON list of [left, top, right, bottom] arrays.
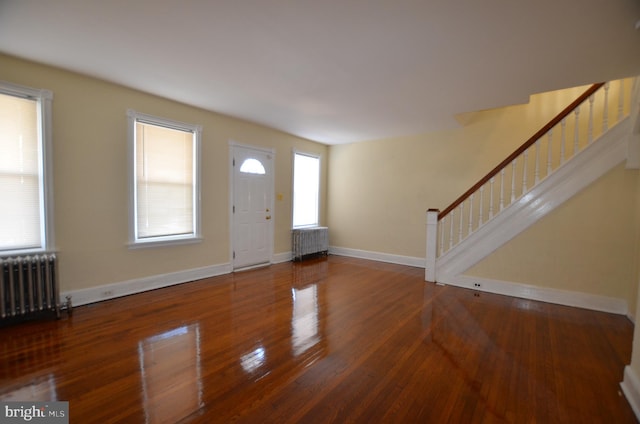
[[426, 78, 638, 290]]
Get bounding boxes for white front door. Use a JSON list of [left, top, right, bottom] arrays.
[[231, 144, 274, 269]]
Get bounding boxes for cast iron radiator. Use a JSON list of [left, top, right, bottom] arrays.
[[292, 227, 329, 261], [0, 254, 67, 320]]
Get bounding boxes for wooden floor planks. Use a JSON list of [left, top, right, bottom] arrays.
[[0, 256, 636, 423]]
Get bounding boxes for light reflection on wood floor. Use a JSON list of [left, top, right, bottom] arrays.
[[0, 256, 636, 423]]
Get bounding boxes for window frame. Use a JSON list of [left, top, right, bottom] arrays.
[[127, 109, 202, 248], [0, 81, 54, 256], [292, 151, 321, 229]]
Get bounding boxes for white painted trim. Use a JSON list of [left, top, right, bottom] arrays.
[[272, 251, 293, 263], [126, 236, 203, 249], [436, 117, 630, 282], [444, 274, 628, 315], [329, 246, 424, 268], [61, 262, 232, 307], [425, 210, 439, 281], [292, 149, 322, 228], [229, 142, 276, 269], [621, 366, 640, 421], [228, 143, 235, 265], [0, 81, 55, 255], [228, 139, 276, 155], [126, 109, 203, 247], [41, 89, 55, 254]]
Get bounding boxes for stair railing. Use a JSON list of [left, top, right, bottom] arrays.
[[426, 79, 632, 282]]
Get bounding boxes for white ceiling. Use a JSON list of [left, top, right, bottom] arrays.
[[1, 0, 639, 145]]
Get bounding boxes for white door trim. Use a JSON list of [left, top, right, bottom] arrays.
[[229, 140, 275, 269]]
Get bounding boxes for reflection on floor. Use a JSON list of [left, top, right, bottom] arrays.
[[0, 256, 636, 423]]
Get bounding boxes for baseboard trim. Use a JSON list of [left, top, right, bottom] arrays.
[[61, 262, 233, 307], [445, 274, 628, 315], [329, 246, 424, 268], [621, 366, 640, 421], [272, 251, 292, 264], [62, 252, 294, 307], [60, 252, 627, 318]]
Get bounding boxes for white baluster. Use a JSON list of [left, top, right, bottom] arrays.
[[560, 118, 566, 163], [489, 177, 495, 219], [458, 203, 464, 243], [510, 159, 516, 203], [499, 169, 505, 211], [573, 106, 580, 155], [618, 79, 625, 122], [588, 94, 595, 144], [522, 150, 528, 193], [534, 140, 540, 184], [439, 217, 444, 256], [478, 185, 484, 226], [547, 129, 553, 175], [603, 82, 610, 132], [468, 194, 474, 235], [448, 210, 454, 250]]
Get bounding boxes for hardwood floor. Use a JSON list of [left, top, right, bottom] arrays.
[[0, 256, 636, 423]]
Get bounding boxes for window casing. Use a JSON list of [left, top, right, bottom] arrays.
[[0, 82, 53, 255], [127, 110, 202, 247], [292, 152, 320, 228]]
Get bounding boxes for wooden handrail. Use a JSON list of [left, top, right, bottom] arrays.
[[438, 82, 605, 220]]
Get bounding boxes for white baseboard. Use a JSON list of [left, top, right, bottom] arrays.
[[61, 262, 232, 307], [445, 274, 628, 315], [329, 246, 424, 268], [60, 251, 628, 319], [621, 366, 640, 420], [272, 251, 292, 264], [61, 251, 311, 307]]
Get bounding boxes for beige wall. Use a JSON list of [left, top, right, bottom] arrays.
[[625, 108, 640, 388], [2, 52, 638, 316], [327, 82, 639, 310], [0, 54, 327, 291], [328, 84, 597, 257], [466, 164, 639, 312]]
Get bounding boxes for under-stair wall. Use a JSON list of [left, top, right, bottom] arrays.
[[426, 78, 638, 315]]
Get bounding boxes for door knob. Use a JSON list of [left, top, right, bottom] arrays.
[[266, 215, 271, 220]]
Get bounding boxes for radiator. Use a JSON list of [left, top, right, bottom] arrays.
[[292, 227, 329, 261], [0, 254, 61, 320]]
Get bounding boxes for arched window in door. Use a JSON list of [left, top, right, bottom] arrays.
[[239, 158, 266, 175]]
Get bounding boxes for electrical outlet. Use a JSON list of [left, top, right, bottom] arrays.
[[103, 290, 113, 297], [474, 283, 481, 288]]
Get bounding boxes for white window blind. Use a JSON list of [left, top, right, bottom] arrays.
[[129, 110, 201, 246], [0, 88, 49, 253], [293, 152, 320, 228]]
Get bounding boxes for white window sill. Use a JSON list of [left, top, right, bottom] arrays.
[[127, 236, 203, 250], [0, 248, 57, 259]]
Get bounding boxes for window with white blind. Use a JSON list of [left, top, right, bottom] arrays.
[[127, 110, 201, 247], [0, 82, 53, 255], [292, 152, 320, 228]]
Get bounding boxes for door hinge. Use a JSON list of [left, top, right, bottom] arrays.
[[233, 205, 235, 213], [233, 251, 236, 259], [233, 158, 235, 166]]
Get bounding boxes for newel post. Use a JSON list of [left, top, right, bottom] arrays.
[[425, 209, 439, 282]]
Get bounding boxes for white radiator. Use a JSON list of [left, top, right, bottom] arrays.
[[292, 227, 329, 261], [0, 254, 63, 320]]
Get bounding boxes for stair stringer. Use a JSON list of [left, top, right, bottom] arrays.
[[436, 116, 630, 284]]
